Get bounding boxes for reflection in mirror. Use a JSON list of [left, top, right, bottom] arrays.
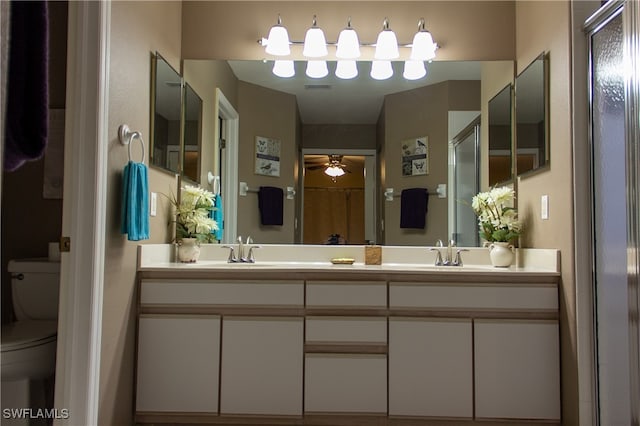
[[515, 53, 548, 176], [488, 84, 513, 186], [182, 83, 202, 183], [151, 53, 182, 174]]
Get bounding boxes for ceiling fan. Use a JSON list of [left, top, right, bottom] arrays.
[[304, 155, 352, 175]]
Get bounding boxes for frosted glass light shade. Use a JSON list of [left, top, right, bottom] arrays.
[[265, 25, 291, 56], [336, 28, 361, 59], [303, 27, 328, 57], [273, 60, 295, 78], [374, 29, 399, 60], [335, 60, 358, 79], [403, 60, 427, 80], [306, 60, 329, 78], [370, 60, 393, 80], [325, 166, 345, 177], [410, 30, 437, 61]]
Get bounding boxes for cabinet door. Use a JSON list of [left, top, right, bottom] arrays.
[[136, 315, 220, 413], [220, 317, 303, 415], [474, 319, 560, 420], [305, 354, 387, 414], [389, 318, 473, 418]]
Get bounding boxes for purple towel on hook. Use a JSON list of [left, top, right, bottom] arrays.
[[4, 1, 49, 171], [400, 188, 429, 229], [258, 186, 283, 226]]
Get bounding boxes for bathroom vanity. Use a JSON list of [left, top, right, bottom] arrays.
[[134, 244, 561, 425]]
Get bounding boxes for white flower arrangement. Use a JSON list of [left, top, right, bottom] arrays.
[[171, 185, 218, 243], [471, 186, 521, 243]]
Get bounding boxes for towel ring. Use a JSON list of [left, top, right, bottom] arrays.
[[118, 124, 145, 163]]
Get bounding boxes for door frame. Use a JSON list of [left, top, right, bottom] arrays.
[[216, 88, 239, 245]]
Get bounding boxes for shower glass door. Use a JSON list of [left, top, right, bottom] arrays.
[[451, 119, 480, 247]]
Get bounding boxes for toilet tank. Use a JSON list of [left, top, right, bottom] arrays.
[[8, 259, 61, 321]]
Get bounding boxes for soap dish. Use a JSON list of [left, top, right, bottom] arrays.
[[331, 258, 355, 265]]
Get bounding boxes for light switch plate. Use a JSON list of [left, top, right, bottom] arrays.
[[150, 192, 157, 217], [541, 195, 549, 220]]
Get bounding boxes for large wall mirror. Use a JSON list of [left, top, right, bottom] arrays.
[[515, 52, 549, 176], [488, 84, 513, 186], [150, 52, 203, 183], [151, 53, 182, 175], [182, 59, 513, 246]]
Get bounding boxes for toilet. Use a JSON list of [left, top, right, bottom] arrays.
[[1, 259, 60, 424]]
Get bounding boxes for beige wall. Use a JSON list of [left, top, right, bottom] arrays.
[[383, 81, 480, 245], [237, 81, 298, 243], [102, 2, 182, 424], [302, 124, 376, 150], [514, 1, 577, 424]]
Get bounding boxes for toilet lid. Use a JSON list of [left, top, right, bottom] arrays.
[[1, 320, 57, 352]]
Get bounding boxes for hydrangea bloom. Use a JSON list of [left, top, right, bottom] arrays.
[[471, 186, 521, 243]]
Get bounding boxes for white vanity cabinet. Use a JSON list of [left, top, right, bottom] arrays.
[[388, 317, 473, 418], [135, 314, 221, 413], [220, 316, 303, 416]]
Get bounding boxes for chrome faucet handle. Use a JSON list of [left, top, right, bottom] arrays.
[[436, 239, 444, 247], [245, 245, 261, 263], [453, 248, 469, 266], [222, 245, 238, 263], [430, 248, 444, 266]]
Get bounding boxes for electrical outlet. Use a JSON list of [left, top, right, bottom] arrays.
[[150, 192, 157, 217], [541, 195, 549, 220]]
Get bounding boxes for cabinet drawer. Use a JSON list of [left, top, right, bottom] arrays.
[[306, 281, 387, 308], [389, 282, 557, 311], [306, 317, 387, 343], [140, 280, 304, 306]]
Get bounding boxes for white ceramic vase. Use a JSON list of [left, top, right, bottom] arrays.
[[177, 238, 200, 263], [489, 242, 514, 267]]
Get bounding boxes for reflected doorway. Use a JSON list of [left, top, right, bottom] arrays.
[[300, 149, 376, 244]]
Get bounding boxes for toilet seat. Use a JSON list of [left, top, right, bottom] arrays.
[[1, 320, 57, 352]]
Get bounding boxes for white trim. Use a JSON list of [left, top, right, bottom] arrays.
[[54, 1, 109, 424], [216, 88, 239, 245], [300, 148, 377, 243]]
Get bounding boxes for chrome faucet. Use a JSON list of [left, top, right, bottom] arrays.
[[430, 239, 467, 266], [222, 236, 260, 263]]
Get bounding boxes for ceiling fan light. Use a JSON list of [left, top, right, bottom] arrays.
[[265, 21, 291, 56], [272, 60, 295, 78], [335, 60, 358, 79], [306, 60, 329, 78], [325, 166, 345, 177], [336, 27, 361, 59], [370, 60, 393, 80], [403, 60, 427, 80]]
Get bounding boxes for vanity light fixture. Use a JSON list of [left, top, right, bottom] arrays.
[[302, 15, 328, 58], [306, 60, 329, 78], [335, 18, 361, 59], [374, 18, 399, 60], [265, 14, 291, 56], [273, 60, 295, 78], [370, 60, 393, 80], [260, 14, 438, 81], [335, 60, 358, 79]]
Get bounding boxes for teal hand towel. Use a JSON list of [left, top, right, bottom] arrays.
[[121, 161, 149, 241], [212, 193, 224, 241]]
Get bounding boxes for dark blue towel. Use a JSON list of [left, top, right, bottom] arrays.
[[4, 1, 49, 171], [400, 188, 429, 229], [258, 186, 283, 226], [121, 162, 149, 241]]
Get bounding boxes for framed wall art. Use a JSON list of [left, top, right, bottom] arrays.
[[401, 136, 429, 176], [255, 136, 281, 177]]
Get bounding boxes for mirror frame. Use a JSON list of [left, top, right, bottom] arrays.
[[488, 83, 514, 186], [150, 52, 183, 177], [515, 52, 550, 177]]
